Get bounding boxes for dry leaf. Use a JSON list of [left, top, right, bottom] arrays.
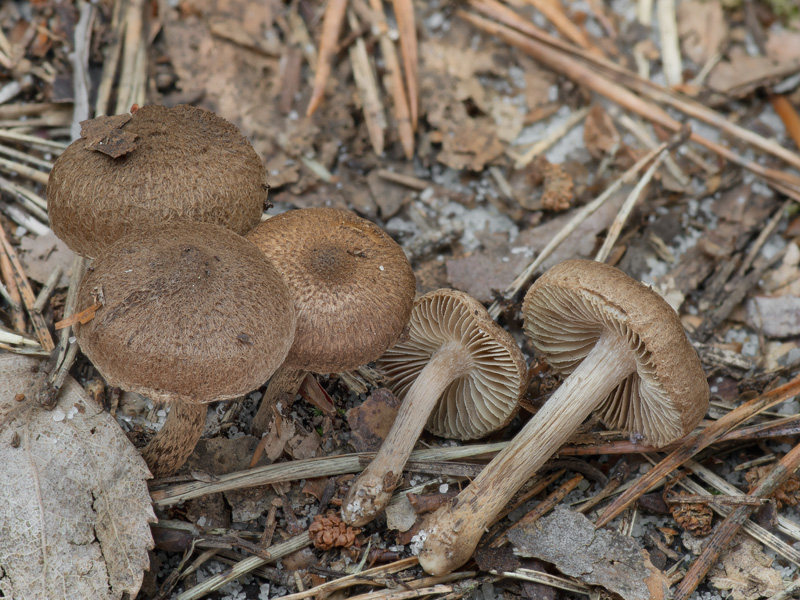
[[709, 537, 783, 600], [507, 506, 670, 600], [746, 295, 800, 337], [0, 354, 155, 600], [18, 231, 75, 288], [583, 104, 621, 159], [80, 114, 138, 158], [346, 388, 401, 452], [677, 0, 728, 65]]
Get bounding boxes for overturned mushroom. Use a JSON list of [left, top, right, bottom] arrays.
[[47, 104, 267, 258], [341, 289, 526, 527], [75, 222, 295, 476], [417, 259, 709, 575], [247, 207, 416, 437]]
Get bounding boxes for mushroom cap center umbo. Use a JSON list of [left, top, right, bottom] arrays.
[[75, 222, 296, 404], [523, 259, 708, 447], [246, 208, 416, 373]]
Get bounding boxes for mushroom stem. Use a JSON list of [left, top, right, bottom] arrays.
[[251, 366, 307, 438], [140, 401, 207, 478], [417, 331, 637, 575], [342, 341, 474, 526]]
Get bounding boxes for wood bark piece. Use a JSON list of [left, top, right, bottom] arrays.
[[507, 506, 669, 600]]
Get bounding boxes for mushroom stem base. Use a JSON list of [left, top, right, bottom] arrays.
[[140, 400, 207, 478], [342, 341, 473, 527], [417, 331, 636, 575], [251, 366, 307, 438]]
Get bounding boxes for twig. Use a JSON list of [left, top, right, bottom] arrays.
[[487, 140, 670, 319], [347, 9, 386, 154], [94, 0, 125, 116], [115, 0, 146, 115], [0, 156, 49, 186], [613, 110, 688, 185], [595, 374, 800, 527], [673, 441, 800, 600], [771, 94, 800, 150], [307, 0, 348, 117], [519, 0, 604, 57], [490, 568, 590, 595], [32, 265, 62, 313], [0, 143, 54, 170], [391, 0, 419, 129]]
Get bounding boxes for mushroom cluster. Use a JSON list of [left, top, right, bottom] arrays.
[[415, 259, 709, 575]]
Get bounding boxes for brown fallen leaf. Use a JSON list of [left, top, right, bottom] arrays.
[[507, 506, 670, 600], [709, 537, 783, 600], [346, 387, 401, 452], [0, 354, 155, 600], [80, 113, 138, 158], [583, 104, 621, 159]]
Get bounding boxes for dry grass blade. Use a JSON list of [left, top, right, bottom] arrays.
[[391, 0, 419, 129], [175, 532, 311, 600], [673, 442, 800, 600], [510, 106, 589, 168], [307, 0, 349, 117], [0, 234, 25, 332], [487, 140, 669, 318], [94, 0, 126, 116], [0, 156, 49, 186], [595, 375, 800, 528], [656, 0, 681, 86], [150, 441, 509, 506], [276, 557, 418, 600], [347, 10, 386, 154], [366, 0, 415, 158]]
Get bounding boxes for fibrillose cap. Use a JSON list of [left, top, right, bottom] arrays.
[[75, 222, 296, 404], [379, 289, 526, 440], [247, 208, 416, 373], [523, 259, 708, 447], [47, 104, 266, 258]]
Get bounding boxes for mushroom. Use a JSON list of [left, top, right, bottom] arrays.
[[47, 104, 267, 258], [75, 221, 296, 476], [246, 207, 416, 437], [417, 259, 709, 575], [341, 289, 527, 527]]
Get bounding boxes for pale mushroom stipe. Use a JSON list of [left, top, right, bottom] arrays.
[[47, 104, 267, 258], [342, 289, 526, 527], [247, 207, 416, 438], [416, 259, 709, 575], [74, 222, 296, 477]]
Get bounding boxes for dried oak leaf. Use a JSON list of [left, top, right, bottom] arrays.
[[744, 464, 800, 508], [308, 512, 360, 551], [0, 354, 155, 600], [80, 114, 138, 158], [668, 491, 713, 536], [709, 537, 783, 600]]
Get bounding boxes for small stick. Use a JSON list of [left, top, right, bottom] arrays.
[[637, 0, 653, 25], [0, 202, 49, 236], [737, 199, 791, 276], [347, 9, 386, 154], [613, 111, 688, 185], [306, 0, 348, 117], [488, 140, 670, 319], [594, 140, 674, 262], [0, 142, 54, 170], [0, 227, 54, 350], [595, 374, 800, 527], [114, 0, 145, 115], [69, 1, 94, 140], [0, 173, 48, 210], [94, 0, 125, 116], [391, 0, 419, 129], [673, 442, 800, 600], [0, 129, 68, 150], [376, 168, 429, 190], [33, 264, 63, 313], [656, 0, 681, 86], [663, 493, 768, 507], [510, 106, 590, 168]]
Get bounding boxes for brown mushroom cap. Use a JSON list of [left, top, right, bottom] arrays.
[[246, 207, 416, 373], [379, 289, 526, 440], [47, 104, 267, 258], [75, 222, 296, 403], [523, 259, 708, 446]]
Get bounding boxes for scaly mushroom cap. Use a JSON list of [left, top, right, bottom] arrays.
[[246, 207, 416, 373], [523, 259, 708, 447], [75, 222, 296, 404], [379, 289, 526, 440], [47, 104, 267, 258]]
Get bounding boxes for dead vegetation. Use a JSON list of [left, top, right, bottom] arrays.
[[1, 0, 800, 598]]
